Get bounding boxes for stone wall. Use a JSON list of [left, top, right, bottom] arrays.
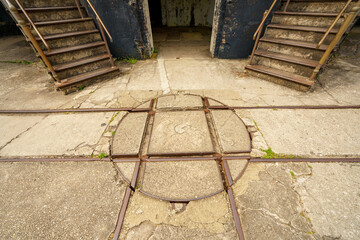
[[160, 0, 215, 27]]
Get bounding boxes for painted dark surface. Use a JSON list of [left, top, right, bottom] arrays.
[[81, 0, 147, 59], [214, 0, 279, 59]]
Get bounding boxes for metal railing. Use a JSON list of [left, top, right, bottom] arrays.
[[316, 0, 353, 48], [82, 0, 113, 42], [310, 1, 360, 81], [250, 0, 280, 64], [13, 0, 51, 50], [1, 0, 59, 82]]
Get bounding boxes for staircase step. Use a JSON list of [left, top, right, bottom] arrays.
[[19, 6, 84, 11], [53, 54, 110, 72], [260, 37, 328, 51], [254, 50, 319, 67], [268, 24, 339, 33], [38, 29, 99, 41], [245, 65, 314, 87], [44, 41, 105, 56], [56, 66, 119, 88], [274, 11, 339, 17], [34, 18, 93, 26]]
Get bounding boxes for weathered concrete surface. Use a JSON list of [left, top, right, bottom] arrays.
[[120, 191, 237, 239], [211, 110, 251, 153], [233, 162, 360, 240], [0, 115, 44, 148], [227, 159, 248, 182], [0, 113, 113, 157], [112, 112, 148, 156], [148, 111, 214, 155], [141, 161, 223, 200], [156, 94, 203, 109], [296, 163, 360, 239], [116, 162, 137, 183], [249, 109, 360, 156], [0, 162, 125, 239]]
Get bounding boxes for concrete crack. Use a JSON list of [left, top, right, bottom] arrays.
[[0, 115, 47, 151]]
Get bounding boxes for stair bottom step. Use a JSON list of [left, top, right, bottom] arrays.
[[245, 65, 314, 91], [55, 66, 119, 93]]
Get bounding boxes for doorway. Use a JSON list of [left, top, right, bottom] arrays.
[[147, 0, 216, 59]]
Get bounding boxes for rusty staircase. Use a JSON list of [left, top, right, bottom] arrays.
[[245, 0, 360, 91], [1, 0, 119, 94]]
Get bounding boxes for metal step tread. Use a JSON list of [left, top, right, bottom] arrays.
[[53, 54, 110, 72], [44, 41, 105, 56], [39, 29, 99, 40], [274, 11, 340, 17], [18, 6, 85, 11], [56, 66, 119, 88], [254, 50, 319, 67], [34, 17, 93, 26], [260, 37, 328, 51], [245, 64, 314, 86], [268, 24, 339, 33]]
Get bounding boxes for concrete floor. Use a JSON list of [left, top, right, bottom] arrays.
[[0, 26, 359, 240]]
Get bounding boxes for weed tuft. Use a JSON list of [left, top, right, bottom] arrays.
[[98, 152, 108, 159]]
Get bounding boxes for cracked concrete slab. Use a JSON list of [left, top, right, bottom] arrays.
[[250, 109, 360, 156], [148, 111, 214, 155], [112, 112, 148, 156], [0, 162, 125, 239], [233, 162, 360, 240], [141, 160, 223, 200], [0, 115, 44, 149], [0, 113, 113, 157], [211, 110, 251, 153], [120, 191, 237, 240]]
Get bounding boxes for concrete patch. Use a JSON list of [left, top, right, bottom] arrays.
[[116, 162, 137, 183], [120, 191, 236, 239], [148, 111, 214, 155], [0, 113, 112, 157], [211, 110, 251, 153], [112, 112, 148, 156], [227, 160, 248, 182], [156, 94, 203, 109], [141, 161, 223, 200], [0, 162, 125, 239]]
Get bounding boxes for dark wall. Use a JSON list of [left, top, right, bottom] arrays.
[[214, 0, 278, 59], [81, 0, 149, 59], [0, 3, 21, 36]]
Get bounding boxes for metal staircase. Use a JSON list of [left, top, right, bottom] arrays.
[[1, 0, 119, 94], [245, 0, 360, 91]]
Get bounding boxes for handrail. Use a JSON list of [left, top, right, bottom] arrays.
[[84, 0, 113, 42], [74, 0, 84, 18], [253, 0, 279, 40], [309, 2, 360, 81], [316, 0, 352, 48], [1, 0, 60, 82], [13, 0, 51, 51]]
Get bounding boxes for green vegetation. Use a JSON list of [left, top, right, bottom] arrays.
[[154, 49, 158, 53], [97, 152, 108, 159], [289, 171, 296, 179], [117, 57, 137, 64], [78, 85, 85, 91], [2, 60, 32, 64], [261, 148, 298, 159], [253, 120, 259, 131], [112, 131, 116, 136]]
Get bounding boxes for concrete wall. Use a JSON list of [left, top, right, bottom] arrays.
[[160, 0, 215, 27], [81, 0, 153, 59], [212, 0, 278, 59]]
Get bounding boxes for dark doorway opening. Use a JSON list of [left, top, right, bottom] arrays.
[[148, 0, 216, 59]]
